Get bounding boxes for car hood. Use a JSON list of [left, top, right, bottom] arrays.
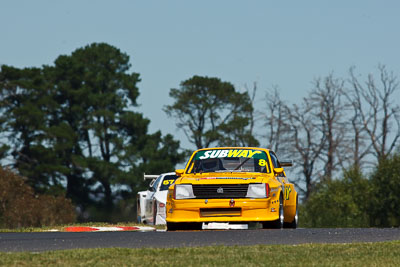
[[178, 173, 269, 184], [153, 190, 168, 204]]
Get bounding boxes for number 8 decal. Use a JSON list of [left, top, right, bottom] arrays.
[[258, 159, 267, 166]]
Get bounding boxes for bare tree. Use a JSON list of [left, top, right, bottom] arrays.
[[261, 86, 292, 155], [343, 71, 371, 169], [261, 67, 400, 201], [310, 74, 347, 180], [284, 99, 327, 201], [264, 75, 347, 200], [349, 65, 400, 162], [245, 82, 257, 144]]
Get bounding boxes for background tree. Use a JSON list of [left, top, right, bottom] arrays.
[[343, 80, 371, 169], [300, 167, 371, 228], [300, 153, 400, 228], [264, 74, 357, 200], [261, 87, 292, 155], [217, 82, 259, 147], [0, 65, 63, 194], [284, 99, 326, 200], [369, 153, 400, 227], [310, 74, 347, 180], [165, 75, 258, 149], [0, 43, 185, 221], [349, 65, 400, 162], [49, 43, 144, 212]]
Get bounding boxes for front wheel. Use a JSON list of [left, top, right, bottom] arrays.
[[167, 222, 179, 231], [167, 222, 202, 231], [284, 200, 298, 229], [153, 202, 157, 225], [263, 195, 284, 229]]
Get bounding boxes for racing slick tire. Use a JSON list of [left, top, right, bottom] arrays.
[[167, 222, 202, 231], [284, 198, 298, 229], [167, 222, 179, 231], [153, 202, 157, 225], [263, 194, 284, 229]]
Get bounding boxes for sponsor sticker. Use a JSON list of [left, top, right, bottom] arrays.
[[195, 149, 265, 160], [197, 177, 256, 180], [285, 186, 292, 200], [163, 179, 175, 185]]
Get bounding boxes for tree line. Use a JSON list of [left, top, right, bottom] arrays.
[[1, 42, 399, 226], [0, 43, 185, 222], [164, 63, 400, 227], [167, 66, 400, 201], [261, 67, 400, 201]]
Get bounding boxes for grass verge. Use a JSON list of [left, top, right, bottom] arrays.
[[1, 241, 399, 266]]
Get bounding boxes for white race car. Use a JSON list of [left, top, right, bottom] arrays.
[[137, 172, 178, 225]]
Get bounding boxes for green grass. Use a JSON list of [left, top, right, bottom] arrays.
[[1, 241, 399, 266], [0, 222, 164, 232]]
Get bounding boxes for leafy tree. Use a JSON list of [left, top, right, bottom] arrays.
[[165, 75, 258, 149], [0, 43, 185, 221], [0, 65, 64, 194], [301, 167, 370, 228], [369, 153, 400, 227], [49, 43, 144, 211], [300, 152, 400, 228]]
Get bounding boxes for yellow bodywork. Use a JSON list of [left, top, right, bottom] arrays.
[[166, 147, 298, 225]]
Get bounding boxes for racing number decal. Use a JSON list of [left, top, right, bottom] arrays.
[[258, 159, 267, 167], [285, 186, 292, 200], [163, 180, 175, 185]]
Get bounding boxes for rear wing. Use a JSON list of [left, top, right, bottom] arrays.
[[143, 173, 160, 188], [143, 173, 159, 181]]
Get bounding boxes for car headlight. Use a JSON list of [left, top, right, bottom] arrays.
[[246, 183, 268, 198], [174, 184, 195, 199]]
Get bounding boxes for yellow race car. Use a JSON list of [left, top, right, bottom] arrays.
[[166, 147, 298, 230]]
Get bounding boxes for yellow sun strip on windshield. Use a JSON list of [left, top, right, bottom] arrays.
[[248, 150, 261, 158], [199, 149, 263, 160], [228, 150, 242, 157]]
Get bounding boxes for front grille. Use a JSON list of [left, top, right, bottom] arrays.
[[200, 208, 241, 217], [192, 184, 249, 199]]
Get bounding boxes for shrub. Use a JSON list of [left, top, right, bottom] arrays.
[[0, 167, 76, 228], [369, 154, 400, 227], [300, 167, 371, 228]]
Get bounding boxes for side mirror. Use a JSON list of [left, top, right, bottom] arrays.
[[274, 167, 284, 175], [175, 169, 184, 176], [279, 160, 293, 167]]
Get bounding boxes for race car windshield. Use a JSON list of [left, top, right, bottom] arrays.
[[159, 175, 178, 191], [188, 149, 270, 174]]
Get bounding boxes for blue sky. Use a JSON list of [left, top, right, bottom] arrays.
[[1, 0, 400, 151]]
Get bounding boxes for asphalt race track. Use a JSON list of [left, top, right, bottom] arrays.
[[1, 228, 400, 252]]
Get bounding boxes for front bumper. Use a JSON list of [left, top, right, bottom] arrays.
[[166, 198, 280, 223]]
